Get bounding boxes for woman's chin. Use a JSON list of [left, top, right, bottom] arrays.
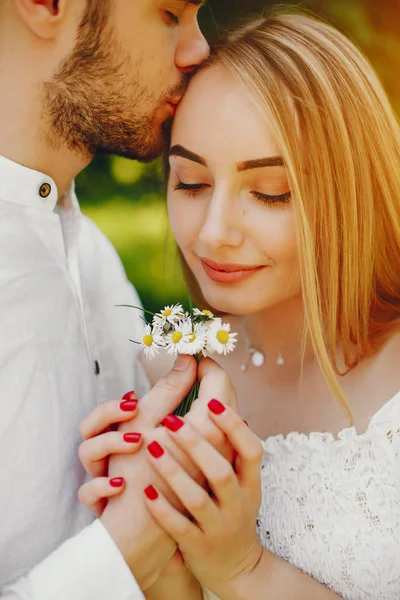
[[200, 292, 255, 317]]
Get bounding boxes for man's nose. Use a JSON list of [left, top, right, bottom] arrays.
[[175, 25, 210, 73]]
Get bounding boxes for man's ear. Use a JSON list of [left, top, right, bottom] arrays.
[[15, 0, 67, 39]]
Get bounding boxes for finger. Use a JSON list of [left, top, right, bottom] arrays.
[[146, 440, 220, 529], [186, 396, 235, 465], [197, 358, 237, 412], [78, 477, 125, 518], [78, 431, 143, 478], [207, 399, 263, 490], [139, 355, 197, 425], [79, 392, 139, 440], [159, 416, 240, 510], [144, 484, 204, 554], [184, 358, 237, 459]]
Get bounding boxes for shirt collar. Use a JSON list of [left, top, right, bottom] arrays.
[[0, 154, 59, 212]]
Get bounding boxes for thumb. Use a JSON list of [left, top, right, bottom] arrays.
[[140, 355, 197, 424], [197, 357, 237, 411]]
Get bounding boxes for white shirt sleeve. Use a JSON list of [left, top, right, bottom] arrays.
[[1, 520, 145, 600]]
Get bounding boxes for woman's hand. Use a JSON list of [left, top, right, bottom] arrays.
[[78, 391, 143, 516], [143, 399, 264, 594], [78, 358, 238, 518]]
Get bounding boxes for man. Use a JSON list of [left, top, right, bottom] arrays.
[[0, 0, 211, 598]]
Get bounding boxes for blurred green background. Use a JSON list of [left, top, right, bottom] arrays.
[[77, 0, 400, 314]]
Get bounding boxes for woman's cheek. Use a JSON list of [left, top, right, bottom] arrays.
[[252, 208, 298, 265], [168, 197, 194, 252]]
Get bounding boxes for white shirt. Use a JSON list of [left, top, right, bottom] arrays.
[[0, 155, 149, 599]]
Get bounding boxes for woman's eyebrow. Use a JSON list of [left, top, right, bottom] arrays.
[[169, 145, 285, 171], [169, 145, 207, 166], [237, 157, 284, 171]]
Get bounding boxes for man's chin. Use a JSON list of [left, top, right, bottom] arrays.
[[96, 134, 164, 163], [95, 110, 173, 162]]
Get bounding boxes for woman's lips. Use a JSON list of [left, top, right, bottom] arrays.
[[201, 258, 266, 284]]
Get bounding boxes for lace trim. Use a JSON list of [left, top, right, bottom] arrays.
[[261, 390, 400, 454]]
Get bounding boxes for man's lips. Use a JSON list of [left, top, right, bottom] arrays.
[[200, 258, 266, 284], [167, 96, 183, 116]]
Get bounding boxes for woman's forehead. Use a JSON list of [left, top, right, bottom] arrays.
[[171, 67, 282, 168]]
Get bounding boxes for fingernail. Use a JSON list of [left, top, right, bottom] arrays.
[[174, 355, 190, 371], [120, 400, 138, 412], [161, 414, 184, 432], [243, 420, 249, 427], [123, 432, 142, 443], [144, 485, 159, 500], [122, 391, 137, 401], [147, 441, 164, 459], [110, 477, 125, 488], [208, 399, 226, 415]]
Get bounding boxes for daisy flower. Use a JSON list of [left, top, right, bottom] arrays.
[[180, 323, 208, 355], [153, 304, 184, 327], [140, 323, 165, 359], [193, 308, 214, 322], [206, 319, 237, 356], [165, 320, 192, 356]]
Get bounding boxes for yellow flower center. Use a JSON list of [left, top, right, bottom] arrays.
[[216, 330, 229, 344], [187, 333, 196, 343], [202, 310, 213, 317], [162, 309, 172, 317], [172, 331, 183, 344], [143, 334, 153, 347]]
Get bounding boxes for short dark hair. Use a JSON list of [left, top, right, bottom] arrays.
[[78, 0, 112, 33]]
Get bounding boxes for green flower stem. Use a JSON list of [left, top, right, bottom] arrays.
[[115, 304, 155, 317], [174, 352, 202, 417], [174, 380, 200, 417]]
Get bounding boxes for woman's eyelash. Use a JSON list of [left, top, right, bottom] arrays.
[[173, 181, 291, 205], [173, 181, 207, 196], [251, 190, 291, 205]]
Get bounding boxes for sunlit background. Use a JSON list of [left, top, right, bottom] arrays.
[[77, 0, 400, 314]]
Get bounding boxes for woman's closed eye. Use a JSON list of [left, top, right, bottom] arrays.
[[172, 178, 291, 205], [173, 179, 210, 197], [251, 190, 291, 206]]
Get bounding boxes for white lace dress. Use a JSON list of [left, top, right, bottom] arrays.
[[204, 391, 400, 600]]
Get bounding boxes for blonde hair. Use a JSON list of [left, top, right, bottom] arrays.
[[183, 12, 400, 421]]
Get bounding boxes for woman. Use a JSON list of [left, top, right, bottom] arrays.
[[79, 12, 400, 599]]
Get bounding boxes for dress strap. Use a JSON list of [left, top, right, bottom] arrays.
[[368, 390, 400, 430]]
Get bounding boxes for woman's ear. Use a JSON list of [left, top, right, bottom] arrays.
[[15, 0, 67, 39]]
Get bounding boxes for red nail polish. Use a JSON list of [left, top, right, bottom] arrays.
[[161, 414, 184, 432], [123, 432, 142, 443], [144, 485, 159, 500], [208, 399, 226, 415], [110, 477, 125, 488], [120, 400, 138, 412], [243, 420, 249, 427], [122, 391, 137, 401], [147, 441, 164, 459]]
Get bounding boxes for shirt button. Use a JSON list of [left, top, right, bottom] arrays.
[[39, 183, 52, 198]]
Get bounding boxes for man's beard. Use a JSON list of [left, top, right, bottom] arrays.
[[42, 10, 189, 162]]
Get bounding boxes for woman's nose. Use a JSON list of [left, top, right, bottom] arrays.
[[198, 192, 244, 250]]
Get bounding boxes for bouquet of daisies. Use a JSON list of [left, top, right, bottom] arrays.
[[139, 304, 237, 417]]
